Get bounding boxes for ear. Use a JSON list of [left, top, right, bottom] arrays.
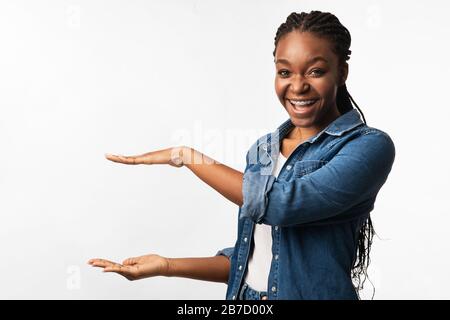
[[339, 63, 348, 86]]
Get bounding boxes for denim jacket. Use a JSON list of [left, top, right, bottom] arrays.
[[216, 109, 395, 300]]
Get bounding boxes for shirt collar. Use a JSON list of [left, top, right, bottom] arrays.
[[270, 108, 364, 146]]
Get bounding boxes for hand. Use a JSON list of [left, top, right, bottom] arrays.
[[105, 146, 185, 168], [88, 254, 170, 281]]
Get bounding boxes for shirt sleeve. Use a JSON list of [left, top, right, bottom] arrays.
[[239, 130, 396, 226], [215, 247, 234, 260]]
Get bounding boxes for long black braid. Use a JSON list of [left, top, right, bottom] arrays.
[[273, 11, 374, 298]]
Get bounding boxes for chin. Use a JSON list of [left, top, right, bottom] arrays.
[[289, 117, 315, 128], [285, 107, 317, 127]]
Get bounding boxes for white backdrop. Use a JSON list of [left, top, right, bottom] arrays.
[[1, 0, 449, 299]]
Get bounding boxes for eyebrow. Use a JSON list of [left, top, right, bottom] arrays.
[[275, 56, 329, 65]]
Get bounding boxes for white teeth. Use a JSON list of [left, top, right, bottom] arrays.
[[289, 99, 317, 106]]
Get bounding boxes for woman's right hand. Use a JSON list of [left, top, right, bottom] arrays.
[[88, 254, 170, 281], [105, 146, 185, 168]]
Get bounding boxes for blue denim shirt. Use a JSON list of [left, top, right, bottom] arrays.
[[216, 109, 395, 300]]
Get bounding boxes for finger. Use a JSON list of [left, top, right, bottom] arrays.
[[103, 264, 131, 274], [122, 257, 137, 265], [105, 153, 142, 165], [88, 258, 111, 264], [88, 258, 104, 265], [108, 153, 151, 165], [89, 258, 117, 268]]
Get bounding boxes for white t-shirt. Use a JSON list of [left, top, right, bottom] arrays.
[[244, 151, 287, 291]]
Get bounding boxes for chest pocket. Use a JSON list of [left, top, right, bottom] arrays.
[[293, 160, 328, 178]]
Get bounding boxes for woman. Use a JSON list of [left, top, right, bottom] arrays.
[[89, 11, 395, 300]]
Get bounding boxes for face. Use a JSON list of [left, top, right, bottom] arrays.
[[274, 31, 347, 130]]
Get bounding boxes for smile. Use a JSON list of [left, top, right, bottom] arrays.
[[288, 99, 318, 106], [287, 98, 319, 114]]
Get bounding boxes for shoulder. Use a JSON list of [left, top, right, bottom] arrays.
[[356, 125, 393, 140], [352, 125, 395, 153], [340, 125, 396, 168]]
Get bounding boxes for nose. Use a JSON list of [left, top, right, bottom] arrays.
[[289, 75, 310, 94]]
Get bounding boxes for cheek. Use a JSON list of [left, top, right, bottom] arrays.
[[274, 78, 286, 102], [313, 78, 338, 100]]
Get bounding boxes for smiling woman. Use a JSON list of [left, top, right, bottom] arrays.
[[89, 10, 395, 300], [275, 33, 343, 131]]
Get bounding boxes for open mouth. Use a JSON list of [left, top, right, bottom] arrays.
[[287, 98, 319, 114]]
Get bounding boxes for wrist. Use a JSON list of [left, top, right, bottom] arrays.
[[164, 257, 173, 277], [181, 146, 193, 167]]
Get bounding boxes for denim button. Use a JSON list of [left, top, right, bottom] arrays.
[[232, 295, 236, 300], [238, 265, 243, 270], [262, 145, 267, 151], [274, 226, 279, 231], [286, 165, 292, 170], [274, 254, 279, 260], [244, 237, 248, 242], [271, 286, 277, 292]]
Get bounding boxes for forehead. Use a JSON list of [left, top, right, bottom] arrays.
[[275, 31, 337, 65]]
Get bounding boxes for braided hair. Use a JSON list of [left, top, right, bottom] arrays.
[[273, 11, 374, 298]]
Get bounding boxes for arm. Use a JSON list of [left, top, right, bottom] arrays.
[[88, 253, 230, 284], [167, 256, 230, 283], [181, 147, 243, 206], [240, 131, 396, 226], [105, 146, 243, 206]]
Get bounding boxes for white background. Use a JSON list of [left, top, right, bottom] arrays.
[[0, 0, 449, 299]]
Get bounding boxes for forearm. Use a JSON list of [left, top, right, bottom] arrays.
[[166, 256, 231, 284], [181, 147, 243, 206]]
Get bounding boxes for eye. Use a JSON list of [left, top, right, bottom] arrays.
[[309, 68, 325, 77], [277, 69, 290, 78]]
